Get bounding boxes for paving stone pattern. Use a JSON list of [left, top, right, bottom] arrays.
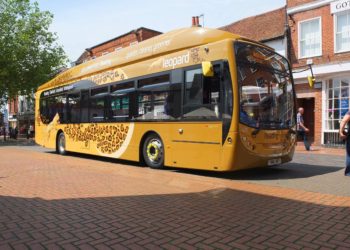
[[0, 147, 350, 249]]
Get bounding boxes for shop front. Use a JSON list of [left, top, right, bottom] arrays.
[[294, 64, 350, 147], [17, 112, 34, 136]]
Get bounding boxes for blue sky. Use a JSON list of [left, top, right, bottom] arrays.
[[35, 0, 286, 62]]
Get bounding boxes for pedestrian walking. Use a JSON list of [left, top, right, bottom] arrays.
[[339, 111, 350, 176], [14, 126, 18, 140], [297, 107, 310, 151], [27, 126, 30, 139], [29, 124, 34, 138]]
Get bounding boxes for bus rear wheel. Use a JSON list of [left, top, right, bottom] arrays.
[[56, 132, 67, 155], [142, 134, 164, 169]]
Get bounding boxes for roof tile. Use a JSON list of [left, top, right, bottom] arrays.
[[220, 7, 286, 42]]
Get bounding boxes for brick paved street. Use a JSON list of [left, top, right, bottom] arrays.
[[0, 146, 350, 249]]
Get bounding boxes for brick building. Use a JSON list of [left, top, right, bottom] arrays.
[[75, 27, 162, 65], [287, 0, 350, 146], [8, 98, 18, 129], [220, 7, 289, 57]]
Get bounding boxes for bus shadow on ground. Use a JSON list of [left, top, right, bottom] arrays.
[[49, 150, 344, 181], [47, 150, 145, 168], [172, 163, 343, 181]]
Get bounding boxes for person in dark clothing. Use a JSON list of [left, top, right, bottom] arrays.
[[2, 126, 6, 141], [339, 111, 350, 176], [14, 127, 18, 140]]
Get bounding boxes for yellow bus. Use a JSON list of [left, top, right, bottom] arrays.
[[35, 27, 296, 171]]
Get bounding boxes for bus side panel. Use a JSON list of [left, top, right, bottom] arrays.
[[167, 122, 222, 170], [61, 122, 139, 161], [220, 131, 237, 171]]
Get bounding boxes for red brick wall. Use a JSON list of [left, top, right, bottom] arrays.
[[9, 98, 18, 115], [91, 33, 137, 57], [288, 3, 350, 69], [287, 0, 315, 8], [140, 29, 161, 41]]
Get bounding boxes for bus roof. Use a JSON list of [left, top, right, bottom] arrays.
[[38, 27, 245, 91]]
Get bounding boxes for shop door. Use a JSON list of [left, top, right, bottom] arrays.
[[297, 98, 315, 142]]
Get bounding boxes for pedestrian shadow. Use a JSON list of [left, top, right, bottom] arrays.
[[0, 188, 349, 249]]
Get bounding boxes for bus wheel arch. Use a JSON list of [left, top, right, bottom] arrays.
[[56, 130, 67, 155], [140, 131, 164, 169]]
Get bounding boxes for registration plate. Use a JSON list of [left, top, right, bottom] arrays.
[[268, 158, 281, 166]]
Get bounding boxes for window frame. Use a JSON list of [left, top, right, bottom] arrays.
[[66, 92, 81, 124], [334, 11, 350, 53], [325, 78, 350, 132], [182, 63, 223, 121], [298, 16, 322, 59]]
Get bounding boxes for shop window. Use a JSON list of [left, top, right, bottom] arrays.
[[299, 17, 321, 58], [326, 79, 350, 131]]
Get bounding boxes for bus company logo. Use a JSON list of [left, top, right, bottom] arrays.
[[162, 52, 190, 69]]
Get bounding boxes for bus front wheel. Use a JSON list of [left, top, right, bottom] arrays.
[[56, 132, 67, 155], [142, 134, 164, 169]]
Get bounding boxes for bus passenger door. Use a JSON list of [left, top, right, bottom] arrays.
[[168, 65, 223, 170], [169, 122, 222, 170]]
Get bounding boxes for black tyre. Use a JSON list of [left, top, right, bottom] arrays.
[[142, 134, 164, 169], [56, 132, 67, 155]]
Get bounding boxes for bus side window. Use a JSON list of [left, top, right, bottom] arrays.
[[39, 98, 49, 124], [136, 74, 171, 120], [81, 91, 89, 123], [183, 67, 220, 120], [109, 94, 129, 121], [90, 96, 106, 122], [109, 81, 134, 121], [67, 93, 81, 123], [90, 87, 109, 122], [56, 95, 67, 123]]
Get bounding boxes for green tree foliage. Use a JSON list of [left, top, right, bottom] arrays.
[[0, 0, 67, 102]]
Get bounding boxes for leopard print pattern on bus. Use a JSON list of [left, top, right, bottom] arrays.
[[63, 124, 129, 154]]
